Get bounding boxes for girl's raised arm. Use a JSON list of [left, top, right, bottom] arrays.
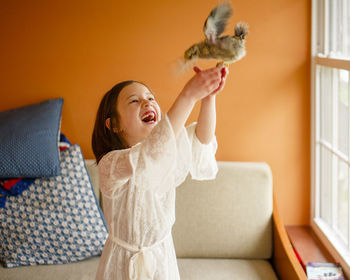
[[167, 67, 225, 137], [195, 66, 228, 144]]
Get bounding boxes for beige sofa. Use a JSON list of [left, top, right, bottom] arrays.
[[1, 161, 306, 280]]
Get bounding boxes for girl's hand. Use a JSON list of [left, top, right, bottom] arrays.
[[193, 66, 229, 96], [167, 65, 228, 138], [180, 66, 225, 102]]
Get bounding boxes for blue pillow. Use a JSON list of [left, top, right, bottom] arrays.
[[0, 98, 63, 178], [0, 144, 108, 267], [0, 133, 72, 208]]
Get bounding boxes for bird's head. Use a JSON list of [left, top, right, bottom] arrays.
[[234, 22, 249, 40]]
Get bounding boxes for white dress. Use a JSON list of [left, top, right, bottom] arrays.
[[95, 114, 218, 280]]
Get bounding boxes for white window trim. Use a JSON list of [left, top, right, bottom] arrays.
[[311, 0, 350, 277]]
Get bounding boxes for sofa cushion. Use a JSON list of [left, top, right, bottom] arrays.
[[0, 257, 279, 280], [173, 162, 273, 259], [0, 256, 100, 280], [0, 98, 63, 178], [177, 258, 278, 280]]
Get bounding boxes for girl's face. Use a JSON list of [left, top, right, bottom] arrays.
[[116, 82, 161, 147]]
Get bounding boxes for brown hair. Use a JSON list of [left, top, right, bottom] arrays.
[[92, 80, 135, 164]]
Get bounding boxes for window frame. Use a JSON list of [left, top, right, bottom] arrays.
[[311, 0, 350, 276]]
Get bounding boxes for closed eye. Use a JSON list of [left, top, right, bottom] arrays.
[[129, 99, 138, 104]]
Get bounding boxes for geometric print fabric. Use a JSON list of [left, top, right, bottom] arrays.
[[0, 144, 108, 268]]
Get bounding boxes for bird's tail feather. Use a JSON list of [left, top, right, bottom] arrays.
[[234, 22, 249, 39], [172, 58, 197, 77]]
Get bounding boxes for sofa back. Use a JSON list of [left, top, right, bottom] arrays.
[[85, 160, 273, 260], [173, 161, 273, 260], [85, 160, 101, 204]]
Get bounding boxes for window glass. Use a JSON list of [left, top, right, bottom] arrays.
[[338, 70, 349, 156], [337, 158, 348, 244], [319, 66, 333, 144], [320, 145, 332, 225]]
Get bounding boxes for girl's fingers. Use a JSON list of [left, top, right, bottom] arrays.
[[212, 67, 229, 94], [209, 78, 222, 93], [193, 66, 201, 73], [190, 65, 228, 97], [221, 67, 228, 78]]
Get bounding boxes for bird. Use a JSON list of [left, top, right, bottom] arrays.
[[184, 2, 249, 67]]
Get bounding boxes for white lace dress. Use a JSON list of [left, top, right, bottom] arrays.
[[95, 114, 218, 280]]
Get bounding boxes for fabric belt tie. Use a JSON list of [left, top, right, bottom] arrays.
[[111, 232, 171, 280]]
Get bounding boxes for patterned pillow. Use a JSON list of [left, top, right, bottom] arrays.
[[0, 98, 63, 178], [0, 144, 108, 268]]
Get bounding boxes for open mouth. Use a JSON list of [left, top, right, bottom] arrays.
[[141, 111, 157, 124]]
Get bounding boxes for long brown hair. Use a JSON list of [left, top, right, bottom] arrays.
[[92, 80, 135, 164]]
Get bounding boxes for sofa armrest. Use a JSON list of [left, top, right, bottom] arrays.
[[272, 195, 307, 280]]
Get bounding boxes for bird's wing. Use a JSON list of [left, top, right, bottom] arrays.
[[203, 2, 232, 44]]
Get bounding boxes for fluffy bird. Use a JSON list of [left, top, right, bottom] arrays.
[[184, 2, 249, 67]]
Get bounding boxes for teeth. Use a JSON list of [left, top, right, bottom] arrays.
[[142, 111, 156, 122], [143, 112, 153, 118]]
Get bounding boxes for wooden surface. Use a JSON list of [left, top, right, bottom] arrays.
[[286, 226, 335, 268], [272, 196, 307, 280]]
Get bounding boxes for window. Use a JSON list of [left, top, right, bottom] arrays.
[[311, 0, 350, 269]]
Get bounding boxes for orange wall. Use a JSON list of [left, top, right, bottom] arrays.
[[0, 0, 311, 225]]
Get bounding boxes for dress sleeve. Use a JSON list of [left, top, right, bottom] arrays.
[[98, 114, 178, 196], [186, 123, 218, 180]]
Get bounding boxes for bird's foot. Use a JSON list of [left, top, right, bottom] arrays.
[[216, 61, 232, 67], [216, 61, 228, 67]]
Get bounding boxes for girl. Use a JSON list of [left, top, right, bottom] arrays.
[[92, 66, 228, 280]]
